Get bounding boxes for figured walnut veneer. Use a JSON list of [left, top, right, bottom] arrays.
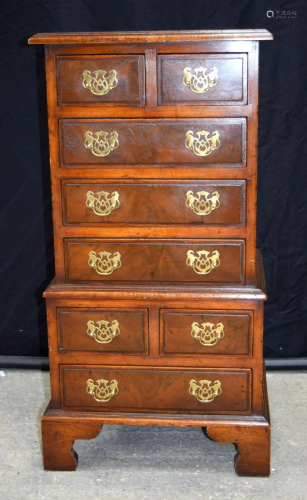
[[29, 29, 272, 476]]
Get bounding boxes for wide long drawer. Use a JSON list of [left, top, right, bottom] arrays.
[[65, 239, 245, 284], [63, 180, 246, 226], [60, 118, 246, 167], [61, 366, 251, 413]]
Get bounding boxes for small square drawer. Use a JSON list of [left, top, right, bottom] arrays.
[[63, 180, 246, 226], [158, 54, 247, 105], [65, 239, 245, 285], [160, 309, 252, 356], [61, 366, 251, 414], [60, 118, 246, 167], [56, 55, 145, 106], [58, 308, 148, 354]]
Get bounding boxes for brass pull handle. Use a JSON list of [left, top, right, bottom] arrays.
[[183, 66, 218, 94], [86, 190, 120, 216], [186, 250, 220, 275], [189, 379, 222, 403], [83, 69, 118, 95], [86, 378, 119, 402], [191, 322, 224, 346], [87, 319, 120, 344], [185, 130, 220, 157], [88, 251, 121, 275], [186, 190, 220, 215], [84, 131, 119, 157]]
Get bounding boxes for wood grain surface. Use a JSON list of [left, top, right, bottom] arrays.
[[57, 55, 145, 106], [63, 180, 246, 226], [59, 308, 148, 353], [158, 54, 246, 105], [161, 309, 251, 356], [28, 29, 272, 475], [61, 366, 251, 413], [65, 239, 245, 284], [61, 118, 245, 166]]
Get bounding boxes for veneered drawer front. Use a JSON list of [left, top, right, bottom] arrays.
[[58, 309, 148, 354], [61, 367, 251, 413], [158, 54, 247, 105], [57, 55, 145, 106], [161, 309, 251, 356], [63, 180, 246, 226], [61, 119, 245, 167], [65, 239, 244, 284]]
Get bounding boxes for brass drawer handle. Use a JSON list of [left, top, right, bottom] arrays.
[[87, 319, 120, 344], [191, 322, 224, 346], [189, 379, 222, 403], [186, 190, 220, 215], [84, 131, 119, 157], [83, 69, 118, 95], [183, 66, 218, 94], [185, 130, 220, 157], [88, 251, 121, 275], [86, 378, 119, 402], [86, 190, 120, 216], [186, 250, 220, 275]]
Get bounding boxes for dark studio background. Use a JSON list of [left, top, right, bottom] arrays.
[[0, 0, 306, 364]]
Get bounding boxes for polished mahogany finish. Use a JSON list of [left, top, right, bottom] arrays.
[[29, 30, 272, 476]]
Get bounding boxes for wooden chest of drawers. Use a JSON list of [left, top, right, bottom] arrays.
[[29, 29, 273, 476]]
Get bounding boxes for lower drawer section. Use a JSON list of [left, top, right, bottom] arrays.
[[61, 367, 251, 414]]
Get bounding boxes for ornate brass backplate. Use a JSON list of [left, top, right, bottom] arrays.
[[182, 66, 218, 94], [191, 322, 225, 346], [186, 190, 220, 216], [189, 379, 222, 403], [86, 190, 120, 216], [186, 249, 220, 275], [185, 130, 220, 157], [86, 378, 119, 402], [88, 250, 121, 275], [87, 319, 120, 344], [84, 131, 119, 157], [83, 69, 118, 95]]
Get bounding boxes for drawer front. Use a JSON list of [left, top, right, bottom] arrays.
[[65, 239, 244, 284], [58, 309, 148, 354], [161, 309, 251, 356], [63, 180, 246, 226], [61, 367, 251, 413], [158, 54, 247, 105], [61, 119, 245, 167], [57, 55, 145, 106]]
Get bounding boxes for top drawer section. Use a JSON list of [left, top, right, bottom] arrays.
[[55, 53, 247, 109], [158, 54, 247, 105], [57, 55, 145, 106]]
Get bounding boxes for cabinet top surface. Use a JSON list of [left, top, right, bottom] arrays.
[[28, 29, 273, 45]]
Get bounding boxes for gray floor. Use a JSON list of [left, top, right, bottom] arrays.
[[0, 370, 306, 500]]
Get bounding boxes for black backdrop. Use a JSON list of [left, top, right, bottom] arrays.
[[0, 0, 306, 359]]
